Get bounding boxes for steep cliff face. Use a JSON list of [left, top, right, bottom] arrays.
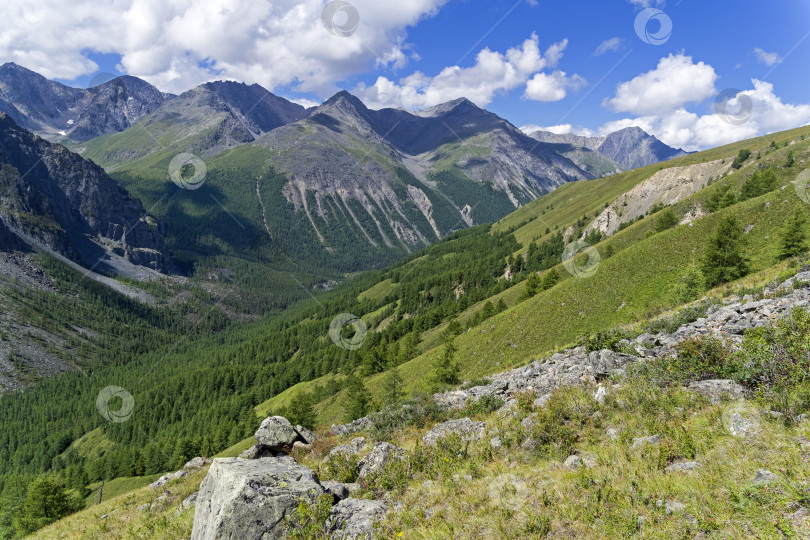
[[0, 113, 171, 273], [0, 63, 169, 142]]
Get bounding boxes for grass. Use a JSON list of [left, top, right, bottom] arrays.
[[31, 468, 206, 539], [84, 475, 162, 508], [293, 373, 810, 539]]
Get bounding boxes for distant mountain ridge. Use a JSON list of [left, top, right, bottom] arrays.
[[527, 126, 689, 172], [0, 62, 170, 143]]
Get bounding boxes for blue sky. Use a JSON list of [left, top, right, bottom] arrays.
[[4, 0, 809, 150]]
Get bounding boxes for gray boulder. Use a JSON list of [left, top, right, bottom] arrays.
[[665, 461, 702, 473], [631, 435, 660, 447], [254, 416, 301, 451], [753, 469, 779, 485], [422, 418, 486, 446], [190, 457, 326, 540], [183, 457, 212, 470], [727, 410, 760, 438], [562, 455, 583, 470], [182, 492, 198, 510], [588, 350, 637, 378], [327, 498, 388, 539], [295, 425, 318, 445], [688, 379, 746, 404], [358, 442, 407, 480], [329, 437, 367, 458], [322, 480, 358, 501], [238, 444, 276, 460], [149, 473, 174, 489]]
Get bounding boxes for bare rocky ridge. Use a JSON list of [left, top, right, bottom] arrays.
[[0, 62, 168, 142], [528, 126, 689, 173], [585, 159, 731, 237]]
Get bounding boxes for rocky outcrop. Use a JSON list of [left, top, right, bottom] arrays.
[[358, 442, 407, 480], [585, 159, 730, 237], [422, 418, 486, 446], [326, 498, 388, 539], [190, 456, 326, 540]]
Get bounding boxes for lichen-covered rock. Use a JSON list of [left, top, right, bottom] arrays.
[[631, 435, 660, 447], [358, 442, 407, 480], [562, 455, 582, 470], [238, 444, 276, 460], [182, 492, 198, 510], [329, 437, 367, 458], [688, 379, 746, 404], [327, 498, 388, 539], [183, 457, 211, 470], [665, 461, 702, 473], [588, 350, 637, 378], [422, 418, 486, 446], [190, 457, 325, 540], [322, 481, 358, 501], [294, 424, 318, 445], [254, 416, 301, 451]]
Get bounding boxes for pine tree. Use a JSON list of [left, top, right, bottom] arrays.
[[343, 375, 371, 422], [287, 391, 316, 429], [432, 338, 460, 386], [522, 273, 541, 299], [541, 268, 560, 290], [778, 208, 808, 260], [14, 477, 76, 536], [382, 369, 405, 406], [654, 208, 679, 232], [702, 215, 750, 287]]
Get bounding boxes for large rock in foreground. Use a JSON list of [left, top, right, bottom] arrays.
[[190, 456, 326, 540]]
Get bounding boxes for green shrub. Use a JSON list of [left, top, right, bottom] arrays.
[[739, 168, 778, 201], [465, 394, 504, 416], [320, 453, 360, 483], [284, 494, 333, 539], [731, 148, 751, 169]]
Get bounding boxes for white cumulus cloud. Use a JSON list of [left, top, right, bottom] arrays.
[[353, 34, 581, 110], [0, 0, 449, 94], [524, 70, 586, 102], [599, 79, 810, 151], [753, 47, 782, 66], [593, 37, 623, 56], [605, 53, 718, 115]]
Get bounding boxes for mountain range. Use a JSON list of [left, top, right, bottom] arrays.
[[0, 63, 687, 288]]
